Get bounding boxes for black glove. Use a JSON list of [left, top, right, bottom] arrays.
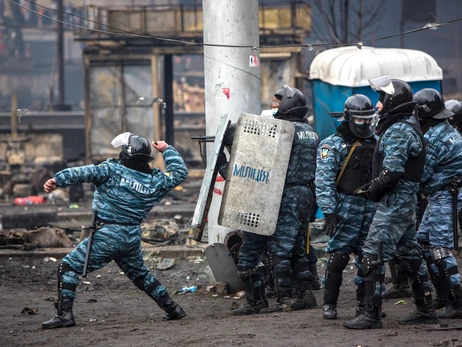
[[367, 181, 384, 202], [322, 213, 337, 237], [216, 152, 227, 168], [216, 152, 228, 179], [366, 170, 402, 202], [353, 182, 371, 197]]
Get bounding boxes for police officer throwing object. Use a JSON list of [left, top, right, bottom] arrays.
[[316, 94, 378, 320], [233, 85, 320, 315], [344, 76, 438, 329], [414, 89, 462, 319], [42, 133, 188, 329]]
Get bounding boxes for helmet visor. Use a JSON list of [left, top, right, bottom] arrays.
[[348, 112, 378, 138], [369, 75, 395, 95]]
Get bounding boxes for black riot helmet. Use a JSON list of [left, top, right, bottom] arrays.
[[273, 85, 309, 120], [414, 88, 453, 120], [369, 76, 415, 115], [343, 94, 377, 138], [117, 134, 153, 162], [445, 99, 462, 131]]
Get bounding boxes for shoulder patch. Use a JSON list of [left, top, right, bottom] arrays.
[[320, 144, 331, 160]]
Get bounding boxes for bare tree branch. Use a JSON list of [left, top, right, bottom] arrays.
[[309, 0, 384, 44]]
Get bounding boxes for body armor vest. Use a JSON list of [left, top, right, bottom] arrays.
[[337, 137, 376, 195], [372, 121, 426, 182]]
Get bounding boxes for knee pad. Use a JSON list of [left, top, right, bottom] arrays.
[[399, 258, 421, 279], [431, 247, 453, 264], [327, 252, 350, 273], [362, 254, 385, 284]]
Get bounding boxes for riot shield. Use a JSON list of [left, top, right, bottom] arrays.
[[191, 114, 231, 241], [218, 113, 295, 235]]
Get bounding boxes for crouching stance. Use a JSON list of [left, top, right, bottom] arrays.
[[42, 133, 188, 329]]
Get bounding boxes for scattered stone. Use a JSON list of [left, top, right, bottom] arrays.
[[157, 258, 175, 270], [141, 220, 179, 244], [215, 282, 228, 295], [21, 307, 38, 315], [235, 291, 245, 298]]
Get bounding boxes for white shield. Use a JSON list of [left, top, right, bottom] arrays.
[[218, 113, 295, 235]]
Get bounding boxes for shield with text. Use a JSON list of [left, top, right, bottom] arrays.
[[218, 113, 295, 235]]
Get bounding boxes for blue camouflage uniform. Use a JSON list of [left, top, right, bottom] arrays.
[[57, 146, 188, 303], [238, 121, 320, 301], [360, 117, 436, 316], [417, 121, 462, 307], [315, 122, 377, 312]]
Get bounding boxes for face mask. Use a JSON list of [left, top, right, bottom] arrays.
[[271, 107, 278, 116]]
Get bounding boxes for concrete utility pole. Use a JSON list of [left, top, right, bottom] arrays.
[[202, 0, 261, 244], [57, 0, 65, 107]]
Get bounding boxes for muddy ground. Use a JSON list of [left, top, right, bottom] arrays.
[[1, 253, 462, 347]]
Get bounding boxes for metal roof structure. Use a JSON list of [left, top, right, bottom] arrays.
[[309, 46, 443, 87]]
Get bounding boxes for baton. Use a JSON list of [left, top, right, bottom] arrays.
[[82, 212, 97, 278], [449, 178, 459, 251], [370, 241, 384, 297]]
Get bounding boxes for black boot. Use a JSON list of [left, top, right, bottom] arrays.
[[344, 254, 383, 329], [355, 287, 365, 318], [234, 269, 268, 315], [322, 252, 348, 319], [323, 288, 339, 319], [383, 274, 412, 299], [383, 258, 412, 299], [344, 301, 383, 329], [42, 298, 76, 329], [260, 288, 292, 313], [156, 294, 187, 321], [399, 298, 438, 325], [398, 258, 438, 325], [433, 286, 449, 309], [292, 280, 317, 311], [438, 286, 462, 319], [308, 263, 321, 290]]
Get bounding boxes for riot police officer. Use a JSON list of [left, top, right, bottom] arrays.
[[316, 94, 378, 320], [42, 134, 188, 329], [233, 85, 320, 314], [414, 89, 462, 319], [445, 99, 462, 133], [344, 77, 438, 329]]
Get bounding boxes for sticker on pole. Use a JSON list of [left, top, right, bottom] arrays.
[[218, 113, 295, 235], [249, 55, 259, 67]]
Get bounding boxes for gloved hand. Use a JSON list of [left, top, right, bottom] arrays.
[[322, 213, 337, 238], [353, 182, 371, 197], [216, 152, 229, 179], [216, 152, 227, 168], [366, 179, 385, 202]]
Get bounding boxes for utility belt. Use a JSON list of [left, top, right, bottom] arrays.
[[96, 217, 141, 226]]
